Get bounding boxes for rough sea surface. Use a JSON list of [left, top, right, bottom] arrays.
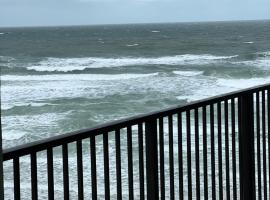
[[1, 20, 270, 199]]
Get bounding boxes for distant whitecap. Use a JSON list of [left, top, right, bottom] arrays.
[[126, 43, 139, 47]]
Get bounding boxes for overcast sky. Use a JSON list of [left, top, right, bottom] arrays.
[[0, 0, 270, 27]]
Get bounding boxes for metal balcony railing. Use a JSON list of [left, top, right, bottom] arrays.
[[1, 83, 270, 200]]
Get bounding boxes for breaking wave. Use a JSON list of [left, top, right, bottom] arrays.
[[235, 51, 270, 68], [1, 73, 159, 81], [26, 54, 237, 72]]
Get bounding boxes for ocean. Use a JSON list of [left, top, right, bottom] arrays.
[[1, 20, 270, 199]]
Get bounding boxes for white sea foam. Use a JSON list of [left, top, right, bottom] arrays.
[[234, 51, 270, 68], [0, 55, 15, 62], [2, 112, 66, 142], [177, 76, 270, 102], [0, 33, 5, 35], [173, 70, 203, 76], [27, 54, 237, 72], [1, 102, 51, 111], [236, 59, 270, 68], [126, 43, 139, 47], [1, 73, 158, 81], [151, 30, 160, 33], [256, 51, 270, 57], [217, 77, 270, 89], [243, 41, 254, 44]]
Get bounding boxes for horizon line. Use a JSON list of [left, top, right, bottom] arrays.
[[0, 18, 270, 29]]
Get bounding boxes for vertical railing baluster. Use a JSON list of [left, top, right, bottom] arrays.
[[268, 89, 270, 199], [186, 111, 192, 200], [77, 140, 84, 200], [31, 153, 38, 200], [47, 147, 54, 200], [0, 117, 3, 200], [62, 143, 69, 200], [145, 118, 159, 200], [239, 93, 256, 200], [194, 108, 200, 200], [115, 129, 122, 200], [169, 115, 175, 200], [159, 117, 165, 200], [13, 157, 20, 200], [262, 90, 267, 200], [178, 113, 183, 200], [138, 123, 145, 200], [203, 106, 208, 200], [210, 104, 216, 200], [256, 92, 262, 200], [103, 133, 110, 200], [225, 100, 230, 200], [127, 126, 134, 200], [217, 102, 223, 200], [231, 98, 237, 200], [90, 137, 97, 200]]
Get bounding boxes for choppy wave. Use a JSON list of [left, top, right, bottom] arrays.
[[26, 54, 237, 72], [256, 51, 270, 57], [2, 103, 52, 111], [0, 55, 15, 63], [1, 73, 159, 81], [217, 76, 270, 89], [173, 70, 203, 76], [237, 60, 270, 68], [177, 76, 270, 102], [235, 51, 270, 68]]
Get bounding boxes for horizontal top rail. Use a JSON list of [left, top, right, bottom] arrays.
[[3, 83, 270, 161]]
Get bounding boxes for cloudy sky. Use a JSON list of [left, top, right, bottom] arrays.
[[0, 0, 270, 27]]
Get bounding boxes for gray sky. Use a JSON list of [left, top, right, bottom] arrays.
[[0, 0, 270, 27]]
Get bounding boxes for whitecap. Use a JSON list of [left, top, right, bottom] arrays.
[[0, 55, 15, 62], [126, 43, 139, 47], [256, 51, 270, 57], [176, 75, 270, 103], [1, 73, 159, 81], [173, 70, 203, 76], [0, 33, 5, 35], [243, 41, 254, 44], [235, 59, 270, 68], [26, 54, 237, 72], [1, 103, 51, 111], [151, 30, 160, 33], [2, 130, 28, 140], [217, 77, 270, 89]]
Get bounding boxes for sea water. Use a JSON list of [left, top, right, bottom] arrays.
[[1, 20, 270, 199]]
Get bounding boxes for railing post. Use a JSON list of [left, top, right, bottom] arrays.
[[0, 116, 4, 199], [145, 118, 159, 200], [239, 93, 256, 200]]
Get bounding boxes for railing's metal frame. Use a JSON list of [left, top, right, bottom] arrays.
[[1, 83, 270, 200]]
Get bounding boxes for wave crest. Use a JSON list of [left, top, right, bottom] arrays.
[[26, 54, 237, 72], [1, 73, 159, 81]]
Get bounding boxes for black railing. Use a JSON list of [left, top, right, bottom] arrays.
[[2, 83, 270, 200]]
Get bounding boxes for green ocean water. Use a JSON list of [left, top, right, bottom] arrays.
[[1, 20, 270, 199], [1, 20, 270, 148]]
